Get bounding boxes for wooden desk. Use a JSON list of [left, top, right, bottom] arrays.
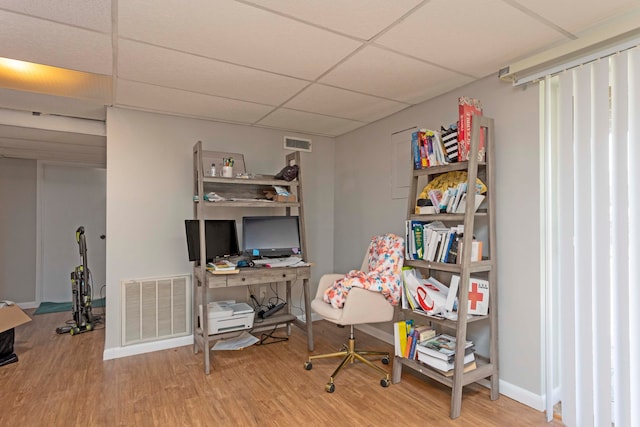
[[193, 265, 314, 374]]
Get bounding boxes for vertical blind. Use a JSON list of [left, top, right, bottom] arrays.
[[545, 46, 639, 427]]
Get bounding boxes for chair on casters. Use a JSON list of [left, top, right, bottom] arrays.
[[304, 234, 404, 393]]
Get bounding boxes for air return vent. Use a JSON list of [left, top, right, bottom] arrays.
[[284, 136, 312, 152], [121, 275, 191, 346]]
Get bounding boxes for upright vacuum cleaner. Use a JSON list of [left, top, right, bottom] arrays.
[[56, 226, 94, 335]]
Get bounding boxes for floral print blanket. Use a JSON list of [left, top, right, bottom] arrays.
[[323, 234, 405, 309]]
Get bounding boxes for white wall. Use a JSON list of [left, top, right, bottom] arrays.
[[0, 157, 37, 304], [40, 164, 106, 302], [0, 158, 106, 307], [104, 107, 335, 352], [335, 76, 543, 402]]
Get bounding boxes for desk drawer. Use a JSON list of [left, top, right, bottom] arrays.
[[226, 268, 297, 287], [207, 275, 228, 289]]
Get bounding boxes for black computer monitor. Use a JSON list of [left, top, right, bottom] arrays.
[[184, 219, 239, 263], [242, 216, 301, 258]]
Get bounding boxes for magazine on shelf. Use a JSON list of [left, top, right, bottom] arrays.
[[417, 333, 474, 361], [417, 351, 475, 372]]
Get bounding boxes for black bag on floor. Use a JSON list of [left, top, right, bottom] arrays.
[[0, 328, 14, 357], [0, 328, 18, 366]]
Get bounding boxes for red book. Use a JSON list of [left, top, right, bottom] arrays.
[[457, 97, 485, 162], [404, 332, 414, 358]]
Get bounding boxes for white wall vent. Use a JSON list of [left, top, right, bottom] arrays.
[[121, 274, 191, 346], [284, 136, 312, 152]]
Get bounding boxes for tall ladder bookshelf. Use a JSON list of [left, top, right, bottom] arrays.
[[392, 116, 499, 419]]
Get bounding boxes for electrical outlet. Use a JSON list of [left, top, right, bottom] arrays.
[[259, 287, 267, 299]]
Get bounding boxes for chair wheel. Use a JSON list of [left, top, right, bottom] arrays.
[[325, 383, 335, 393], [380, 378, 390, 388], [381, 356, 390, 365], [304, 361, 312, 370]]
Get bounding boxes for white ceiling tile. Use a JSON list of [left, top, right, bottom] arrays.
[[115, 80, 274, 124], [117, 40, 308, 106], [0, 0, 112, 32], [0, 10, 112, 74], [284, 84, 409, 122], [0, 88, 106, 120], [376, 0, 565, 78], [118, 0, 361, 80], [511, 0, 639, 34], [243, 0, 422, 40], [320, 46, 474, 104], [258, 108, 364, 136]]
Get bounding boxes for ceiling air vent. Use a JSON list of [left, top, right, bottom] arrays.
[[284, 136, 312, 152]]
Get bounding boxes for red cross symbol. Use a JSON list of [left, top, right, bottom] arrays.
[[469, 281, 484, 310]]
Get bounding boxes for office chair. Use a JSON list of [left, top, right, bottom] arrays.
[[304, 234, 404, 392]]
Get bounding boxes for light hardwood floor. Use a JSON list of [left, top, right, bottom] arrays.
[[0, 309, 562, 426]]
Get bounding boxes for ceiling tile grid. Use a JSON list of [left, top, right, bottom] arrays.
[[319, 45, 474, 104], [242, 0, 424, 40], [1, 0, 639, 145], [283, 83, 409, 122], [115, 80, 275, 124], [257, 108, 365, 136], [375, 0, 568, 78], [117, 39, 309, 106], [509, 0, 640, 34], [117, 0, 362, 80]]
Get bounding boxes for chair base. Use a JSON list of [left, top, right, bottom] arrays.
[[304, 325, 391, 392]]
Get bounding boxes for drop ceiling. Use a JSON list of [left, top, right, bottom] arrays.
[[0, 0, 639, 158]]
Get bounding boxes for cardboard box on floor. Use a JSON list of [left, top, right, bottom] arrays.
[[0, 303, 32, 333], [1, 302, 31, 365]]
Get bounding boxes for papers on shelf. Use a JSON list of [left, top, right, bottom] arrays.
[[204, 192, 226, 202], [211, 331, 259, 350], [251, 256, 307, 268], [229, 197, 274, 202]]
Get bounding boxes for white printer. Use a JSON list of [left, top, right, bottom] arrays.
[[201, 300, 254, 334]]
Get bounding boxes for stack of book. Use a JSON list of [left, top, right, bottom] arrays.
[[426, 183, 485, 215], [404, 220, 464, 264], [416, 334, 476, 374], [394, 320, 435, 360], [206, 260, 239, 274], [412, 129, 449, 170]]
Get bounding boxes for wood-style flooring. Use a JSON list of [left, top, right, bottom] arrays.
[[0, 308, 563, 426]]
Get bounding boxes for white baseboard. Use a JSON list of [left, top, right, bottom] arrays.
[[17, 301, 39, 309], [355, 323, 394, 344], [499, 380, 545, 411], [296, 312, 322, 323], [355, 324, 546, 413], [104, 312, 319, 360], [103, 335, 193, 361]]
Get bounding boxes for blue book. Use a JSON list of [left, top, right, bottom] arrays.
[[411, 131, 421, 170], [409, 328, 419, 359]]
